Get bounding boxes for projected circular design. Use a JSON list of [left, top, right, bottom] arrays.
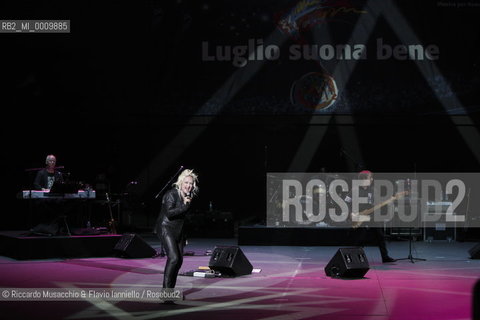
[[290, 72, 338, 110]]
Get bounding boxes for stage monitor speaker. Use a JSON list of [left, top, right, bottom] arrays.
[[208, 246, 253, 277], [469, 243, 480, 259], [30, 222, 59, 236], [325, 247, 370, 278], [114, 233, 156, 258]]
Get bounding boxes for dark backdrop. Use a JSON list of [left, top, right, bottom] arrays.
[[2, 1, 480, 233]]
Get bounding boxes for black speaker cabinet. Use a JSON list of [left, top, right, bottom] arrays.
[[114, 234, 156, 258], [469, 243, 480, 259], [325, 247, 370, 278], [208, 246, 253, 277]]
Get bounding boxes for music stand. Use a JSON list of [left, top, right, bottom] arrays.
[[395, 198, 426, 263], [49, 181, 80, 194], [396, 227, 426, 263]]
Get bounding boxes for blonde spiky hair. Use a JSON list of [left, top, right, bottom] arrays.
[[173, 169, 199, 196]]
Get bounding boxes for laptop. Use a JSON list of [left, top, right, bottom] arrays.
[[49, 180, 80, 194]]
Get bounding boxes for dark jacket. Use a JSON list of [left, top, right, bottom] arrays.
[[157, 188, 191, 241], [343, 184, 375, 223], [33, 169, 64, 190]]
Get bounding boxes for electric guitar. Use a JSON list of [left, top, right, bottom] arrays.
[[105, 192, 117, 234], [351, 191, 409, 228]]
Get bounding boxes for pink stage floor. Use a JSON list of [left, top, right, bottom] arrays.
[[0, 237, 479, 320]]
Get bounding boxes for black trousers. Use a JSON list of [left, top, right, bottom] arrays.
[[161, 230, 185, 288], [154, 220, 166, 256], [354, 227, 389, 259]]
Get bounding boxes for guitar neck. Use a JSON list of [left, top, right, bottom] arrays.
[[360, 196, 396, 216], [353, 191, 407, 228]]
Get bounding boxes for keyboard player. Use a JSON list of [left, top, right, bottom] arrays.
[[33, 154, 64, 191], [27, 154, 65, 234]]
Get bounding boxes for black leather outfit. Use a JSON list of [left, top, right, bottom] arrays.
[[156, 188, 191, 288]]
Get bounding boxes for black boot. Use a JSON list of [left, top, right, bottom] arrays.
[[382, 256, 397, 263]]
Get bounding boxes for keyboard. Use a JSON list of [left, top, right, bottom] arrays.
[[19, 190, 96, 199]]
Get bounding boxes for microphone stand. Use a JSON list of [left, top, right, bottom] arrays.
[[396, 226, 425, 263], [397, 171, 425, 263], [154, 166, 184, 200]]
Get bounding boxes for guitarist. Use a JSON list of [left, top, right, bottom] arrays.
[[344, 170, 397, 263]]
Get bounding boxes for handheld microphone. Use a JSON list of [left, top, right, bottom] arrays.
[[184, 191, 193, 205]]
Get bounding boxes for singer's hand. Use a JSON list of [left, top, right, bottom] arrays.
[[184, 192, 192, 205]]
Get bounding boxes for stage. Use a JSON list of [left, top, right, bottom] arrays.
[[0, 231, 122, 260], [238, 226, 379, 246], [0, 235, 479, 320]]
